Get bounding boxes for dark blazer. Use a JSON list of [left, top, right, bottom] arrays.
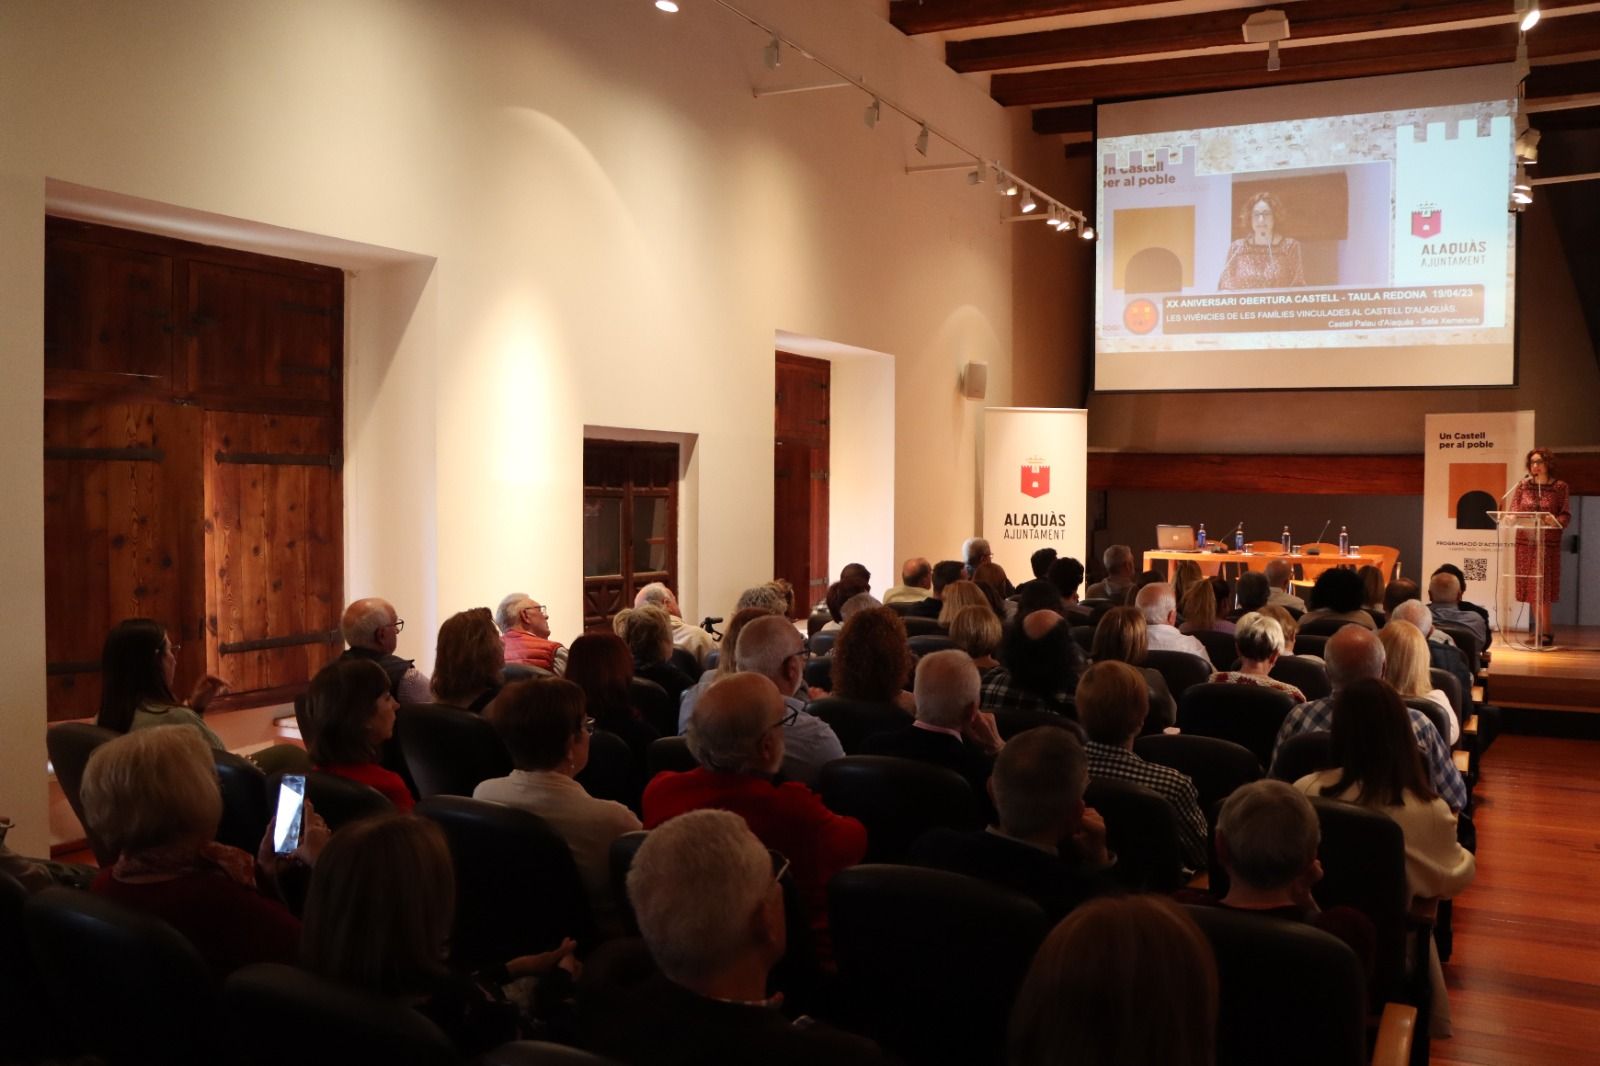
[[909, 827, 1118, 920], [908, 596, 944, 619]]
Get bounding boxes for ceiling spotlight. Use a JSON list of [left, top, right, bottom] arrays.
[[1513, 162, 1533, 204], [1045, 208, 1062, 228], [1079, 224, 1097, 240], [967, 165, 985, 186], [864, 97, 880, 129], [1061, 214, 1076, 233], [1243, 10, 1290, 72], [763, 35, 781, 69], [997, 172, 1019, 196], [915, 123, 930, 157], [1019, 191, 1037, 213], [654, 0, 679, 11], [1516, 126, 1541, 164], [1516, 0, 1540, 31]]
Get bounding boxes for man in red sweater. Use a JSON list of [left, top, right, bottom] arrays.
[[643, 673, 867, 943]]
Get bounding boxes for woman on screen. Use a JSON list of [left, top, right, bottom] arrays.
[[1217, 191, 1306, 290], [1509, 447, 1571, 645]]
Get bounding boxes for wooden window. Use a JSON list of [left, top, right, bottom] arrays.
[[582, 440, 679, 631]]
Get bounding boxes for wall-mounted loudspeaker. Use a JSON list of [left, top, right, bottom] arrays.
[[961, 361, 988, 399]]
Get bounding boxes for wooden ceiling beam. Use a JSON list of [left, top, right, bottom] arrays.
[[1526, 57, 1600, 98], [998, 14, 1600, 107], [888, 0, 1163, 37], [950, 0, 1593, 73]]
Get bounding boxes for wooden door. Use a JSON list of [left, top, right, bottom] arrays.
[[774, 352, 830, 618], [582, 441, 679, 631]]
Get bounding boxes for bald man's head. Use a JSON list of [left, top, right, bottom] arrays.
[[688, 673, 786, 775], [341, 597, 398, 652], [1022, 609, 1062, 641], [1324, 625, 1385, 691]]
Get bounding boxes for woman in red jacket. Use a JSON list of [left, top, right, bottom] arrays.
[[306, 658, 413, 811]]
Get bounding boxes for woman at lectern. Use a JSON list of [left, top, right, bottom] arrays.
[[1509, 447, 1571, 646], [1217, 191, 1306, 290]]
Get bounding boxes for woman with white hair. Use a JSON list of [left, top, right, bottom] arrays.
[[1207, 612, 1306, 704]]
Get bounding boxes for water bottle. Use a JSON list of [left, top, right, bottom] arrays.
[[1234, 523, 1245, 552], [1281, 525, 1292, 553], [1197, 523, 1207, 549], [1338, 525, 1349, 556]]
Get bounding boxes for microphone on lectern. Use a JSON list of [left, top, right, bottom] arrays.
[[1303, 519, 1332, 555]]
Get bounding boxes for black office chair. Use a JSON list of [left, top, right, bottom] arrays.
[[607, 830, 651, 935], [396, 703, 514, 799], [1294, 633, 1330, 658], [990, 705, 1080, 741], [25, 887, 217, 1065], [1428, 668, 1464, 725], [828, 864, 1050, 1066], [1178, 683, 1296, 768], [1270, 730, 1335, 783], [629, 677, 678, 738], [269, 770, 393, 830], [807, 696, 909, 753], [704, 649, 720, 671], [1, 871, 58, 1061], [1069, 624, 1095, 652], [45, 722, 120, 865], [808, 631, 838, 656], [224, 963, 458, 1066], [213, 749, 270, 854], [644, 735, 698, 780], [575, 729, 641, 812], [819, 756, 981, 863], [803, 657, 833, 691], [1193, 629, 1239, 671], [416, 796, 597, 964], [902, 616, 946, 637], [1144, 649, 1214, 702], [1084, 777, 1186, 891], [1299, 616, 1359, 637], [908, 634, 958, 657], [1272, 655, 1331, 700], [1431, 621, 1482, 671], [1133, 733, 1262, 822]]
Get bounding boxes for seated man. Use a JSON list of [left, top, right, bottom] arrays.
[[584, 809, 889, 1065], [1029, 547, 1058, 581], [1077, 661, 1209, 873], [1233, 570, 1271, 619], [980, 610, 1089, 722], [911, 726, 1116, 919], [338, 597, 431, 703], [1432, 564, 1492, 648], [644, 674, 867, 944], [1270, 626, 1467, 813], [1133, 582, 1210, 664], [635, 582, 716, 670], [961, 537, 993, 580], [908, 559, 966, 619], [883, 557, 934, 605], [494, 592, 567, 675], [1263, 558, 1307, 614], [1085, 544, 1135, 604], [1046, 556, 1086, 606], [1428, 571, 1489, 650], [864, 650, 1004, 799]]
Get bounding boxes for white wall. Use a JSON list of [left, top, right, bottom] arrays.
[[0, 0, 1053, 847]]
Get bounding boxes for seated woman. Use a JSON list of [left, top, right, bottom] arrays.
[[432, 608, 505, 712], [1379, 619, 1458, 745], [936, 579, 990, 628], [948, 604, 1002, 677], [1299, 568, 1377, 631], [833, 606, 916, 715], [1089, 606, 1176, 732], [1179, 576, 1235, 636], [972, 560, 1015, 611], [1259, 605, 1316, 663], [1010, 895, 1217, 1066], [1358, 565, 1388, 623], [306, 658, 413, 811], [83, 726, 325, 975], [1208, 612, 1305, 704], [565, 633, 660, 768], [301, 813, 577, 1057], [1171, 559, 1204, 608], [612, 604, 695, 704], [476, 678, 642, 934], [97, 618, 229, 750]]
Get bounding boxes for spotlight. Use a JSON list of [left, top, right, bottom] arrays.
[[967, 165, 985, 186], [655, 0, 679, 11], [1046, 208, 1062, 228], [764, 35, 781, 69], [1516, 0, 1540, 31], [864, 97, 880, 129], [997, 172, 1019, 196], [915, 123, 930, 157], [1079, 223, 1097, 240], [1516, 126, 1541, 165], [1061, 214, 1076, 233], [1020, 191, 1037, 213]]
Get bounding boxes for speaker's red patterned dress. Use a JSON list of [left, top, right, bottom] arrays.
[[1509, 479, 1570, 604]]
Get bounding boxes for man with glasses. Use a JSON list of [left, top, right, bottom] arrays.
[[494, 591, 568, 675], [338, 597, 431, 704]]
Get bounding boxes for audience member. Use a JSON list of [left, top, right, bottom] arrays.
[[1076, 661, 1208, 872], [840, 562, 873, 593], [1085, 545, 1136, 604], [1391, 599, 1474, 724], [1259, 605, 1307, 660], [864, 651, 1003, 798], [1432, 564, 1492, 648], [883, 557, 934, 604], [1009, 895, 1217, 1066], [948, 604, 1002, 675], [1029, 547, 1059, 581], [962, 537, 993, 579], [585, 809, 889, 1065], [1428, 571, 1489, 650], [565, 633, 660, 767], [1300, 569, 1377, 631], [306, 658, 413, 811], [1234, 570, 1271, 617], [1383, 577, 1421, 617], [1358, 565, 1388, 620], [1180, 576, 1235, 635], [1046, 556, 1085, 605], [1270, 627, 1466, 812], [476, 678, 641, 933], [96, 618, 228, 750], [832, 607, 916, 714], [908, 559, 966, 619], [1171, 559, 1204, 607], [911, 726, 1115, 919], [723, 615, 845, 786], [431, 608, 505, 712], [734, 581, 792, 616], [84, 727, 321, 975], [644, 674, 868, 945], [937, 579, 989, 626], [635, 582, 716, 669], [1263, 558, 1306, 614], [301, 813, 576, 1056], [1134, 582, 1210, 663], [1208, 612, 1305, 703], [819, 580, 863, 633], [339, 597, 432, 703], [982, 610, 1088, 721], [494, 593, 567, 675], [1089, 606, 1177, 732], [677, 606, 774, 731], [973, 560, 1015, 603], [614, 604, 695, 704], [1380, 619, 1458, 744]]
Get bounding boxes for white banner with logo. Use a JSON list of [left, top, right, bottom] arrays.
[[982, 408, 1088, 583], [1421, 410, 1534, 627]]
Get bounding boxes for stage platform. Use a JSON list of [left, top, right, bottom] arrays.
[[1485, 625, 1600, 714]]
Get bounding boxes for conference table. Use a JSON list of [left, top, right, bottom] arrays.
[[1142, 548, 1383, 576]]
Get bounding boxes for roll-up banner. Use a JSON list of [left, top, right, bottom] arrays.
[[1421, 410, 1534, 627], [982, 408, 1089, 583]]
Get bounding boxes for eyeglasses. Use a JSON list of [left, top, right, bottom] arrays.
[[771, 855, 792, 886], [524, 603, 547, 614], [389, 619, 406, 634], [768, 707, 800, 732], [582, 716, 596, 736]]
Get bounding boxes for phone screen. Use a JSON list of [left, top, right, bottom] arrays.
[[273, 775, 306, 855]]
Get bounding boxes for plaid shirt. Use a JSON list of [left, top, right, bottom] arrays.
[[979, 667, 1073, 717], [1271, 696, 1468, 812], [1084, 741, 1209, 872]]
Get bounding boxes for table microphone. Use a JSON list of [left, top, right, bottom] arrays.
[[1303, 520, 1332, 555]]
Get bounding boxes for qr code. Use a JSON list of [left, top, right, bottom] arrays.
[[1463, 558, 1488, 583]]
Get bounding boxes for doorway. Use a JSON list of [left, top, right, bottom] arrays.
[[582, 439, 680, 631], [774, 352, 830, 619]]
